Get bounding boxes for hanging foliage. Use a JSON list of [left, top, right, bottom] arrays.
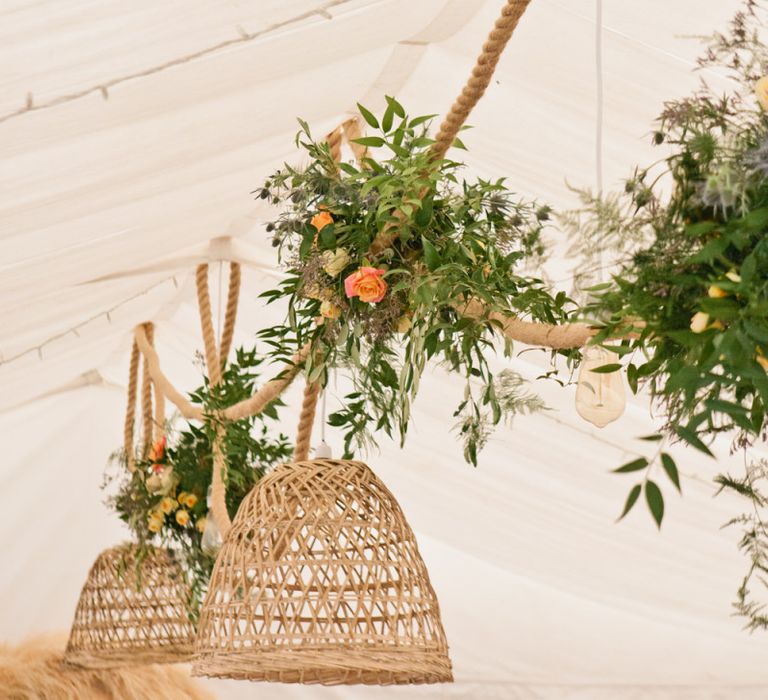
[[259, 99, 570, 463], [104, 347, 292, 615], [563, 3, 768, 628]]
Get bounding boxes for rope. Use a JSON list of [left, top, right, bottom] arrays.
[[369, 0, 532, 256], [218, 262, 241, 371], [195, 265, 222, 387], [341, 116, 367, 165], [326, 124, 345, 163], [135, 323, 313, 422], [140, 323, 155, 458], [431, 0, 532, 160], [289, 122, 356, 459], [134, 325, 203, 421], [195, 264, 230, 536], [456, 298, 595, 348], [293, 381, 321, 462], [123, 340, 140, 473]]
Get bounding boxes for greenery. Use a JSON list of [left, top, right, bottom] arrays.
[[563, 2, 768, 628], [259, 98, 569, 464], [104, 348, 292, 616], [716, 459, 768, 632]]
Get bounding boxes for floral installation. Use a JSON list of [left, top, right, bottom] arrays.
[[563, 2, 768, 628], [105, 347, 292, 615], [259, 98, 571, 463]]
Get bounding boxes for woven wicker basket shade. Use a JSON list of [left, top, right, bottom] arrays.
[[64, 544, 196, 668], [193, 458, 452, 685]]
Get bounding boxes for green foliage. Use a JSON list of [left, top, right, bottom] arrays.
[[260, 98, 566, 463], [104, 347, 292, 616], [565, 2, 768, 626], [567, 4, 768, 503], [716, 459, 768, 632]]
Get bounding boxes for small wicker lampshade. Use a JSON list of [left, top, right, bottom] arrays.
[[65, 544, 196, 668], [193, 458, 452, 685]]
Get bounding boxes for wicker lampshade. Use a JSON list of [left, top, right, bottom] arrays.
[[64, 544, 196, 668], [193, 458, 453, 685]]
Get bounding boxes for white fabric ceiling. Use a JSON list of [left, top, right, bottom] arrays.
[[2, 1, 767, 698]]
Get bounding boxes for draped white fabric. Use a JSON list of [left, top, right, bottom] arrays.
[[2, 1, 767, 698]]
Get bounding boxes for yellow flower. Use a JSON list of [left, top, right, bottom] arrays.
[[303, 284, 333, 301], [320, 300, 342, 319], [725, 270, 741, 283], [175, 510, 190, 527], [396, 315, 412, 334], [148, 511, 164, 533], [690, 311, 710, 333], [310, 210, 333, 232], [159, 497, 177, 514], [757, 348, 768, 371], [322, 248, 352, 277], [196, 517, 207, 533], [756, 76, 768, 111], [708, 284, 728, 298], [183, 493, 198, 508]]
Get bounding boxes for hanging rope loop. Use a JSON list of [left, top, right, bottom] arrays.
[[194, 263, 243, 538]]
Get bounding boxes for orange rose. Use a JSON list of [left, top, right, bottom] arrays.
[[148, 436, 166, 462], [311, 211, 333, 232], [344, 267, 388, 303]]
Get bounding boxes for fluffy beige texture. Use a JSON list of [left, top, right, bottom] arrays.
[[0, 635, 213, 700]]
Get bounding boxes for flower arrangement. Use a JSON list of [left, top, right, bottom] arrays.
[[260, 99, 571, 463], [563, 3, 768, 628], [105, 347, 292, 614]]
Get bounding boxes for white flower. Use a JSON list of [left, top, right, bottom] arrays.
[[690, 311, 710, 334], [322, 248, 352, 278]]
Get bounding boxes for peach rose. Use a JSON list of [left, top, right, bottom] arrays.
[[344, 267, 387, 303], [311, 211, 333, 232], [148, 436, 166, 462], [176, 510, 190, 527]]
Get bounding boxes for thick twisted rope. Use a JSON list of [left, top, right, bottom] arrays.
[[134, 325, 203, 420], [288, 122, 360, 461], [369, 0, 532, 257], [293, 381, 321, 462], [456, 298, 595, 349], [123, 340, 141, 473], [134, 323, 312, 422], [326, 123, 345, 163], [196, 264, 232, 536], [431, 0, 532, 160], [218, 262, 241, 372], [196, 265, 222, 387], [141, 323, 155, 458]]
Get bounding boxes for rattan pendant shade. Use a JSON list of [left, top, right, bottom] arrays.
[[64, 544, 196, 668], [192, 458, 453, 685]]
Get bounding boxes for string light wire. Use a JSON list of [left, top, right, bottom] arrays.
[[0, 275, 177, 367], [0, 0, 355, 126]]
